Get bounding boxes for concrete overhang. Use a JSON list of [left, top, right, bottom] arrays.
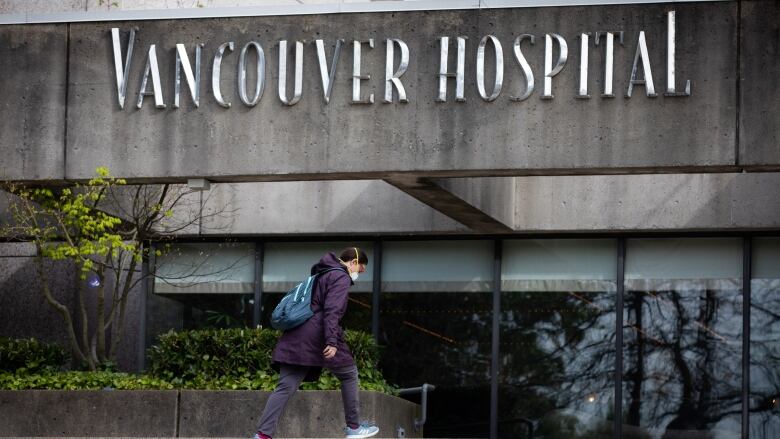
[[6, 2, 776, 184], [0, 1, 730, 25], [119, 172, 780, 236]]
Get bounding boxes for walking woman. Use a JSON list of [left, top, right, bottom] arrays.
[[253, 247, 380, 439]]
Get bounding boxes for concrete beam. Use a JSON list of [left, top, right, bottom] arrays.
[[198, 180, 468, 235], [739, 0, 780, 168], [514, 172, 780, 232], [38, 2, 737, 182], [384, 175, 513, 233], [430, 177, 516, 230], [173, 173, 780, 235], [0, 24, 67, 181]]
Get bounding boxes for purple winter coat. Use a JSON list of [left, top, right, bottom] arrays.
[[271, 252, 356, 381]]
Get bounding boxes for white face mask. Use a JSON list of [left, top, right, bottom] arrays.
[[349, 271, 359, 281]]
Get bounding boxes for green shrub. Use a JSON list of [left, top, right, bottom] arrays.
[[0, 329, 396, 394], [147, 327, 396, 394], [147, 327, 280, 384], [0, 371, 174, 390], [0, 336, 68, 374]]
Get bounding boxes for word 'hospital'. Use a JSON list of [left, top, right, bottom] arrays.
[[111, 10, 691, 110]]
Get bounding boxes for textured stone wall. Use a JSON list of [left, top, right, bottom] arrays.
[[0, 243, 143, 372], [4, 2, 773, 182], [0, 389, 421, 438]]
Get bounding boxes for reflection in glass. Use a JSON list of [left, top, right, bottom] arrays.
[[501, 239, 617, 438], [145, 293, 253, 353], [380, 291, 492, 438], [148, 242, 256, 349], [624, 238, 742, 439], [154, 242, 255, 294], [750, 238, 780, 439], [379, 241, 494, 438], [180, 293, 253, 329]]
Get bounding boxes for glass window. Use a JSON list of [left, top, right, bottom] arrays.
[[750, 237, 780, 439], [262, 242, 373, 292], [382, 240, 493, 292], [154, 242, 255, 294], [624, 238, 742, 438], [148, 243, 256, 348], [501, 239, 617, 438], [262, 242, 373, 332], [379, 240, 494, 438]]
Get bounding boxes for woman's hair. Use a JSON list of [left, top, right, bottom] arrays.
[[339, 247, 368, 265]]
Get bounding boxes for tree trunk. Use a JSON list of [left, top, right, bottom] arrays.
[[34, 249, 87, 365], [76, 273, 95, 370], [109, 255, 138, 361]]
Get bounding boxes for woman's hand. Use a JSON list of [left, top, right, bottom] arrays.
[[323, 345, 337, 359]]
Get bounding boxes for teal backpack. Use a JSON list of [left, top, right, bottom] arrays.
[[270, 267, 345, 331]]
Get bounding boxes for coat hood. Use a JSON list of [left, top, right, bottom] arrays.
[[311, 252, 352, 284]]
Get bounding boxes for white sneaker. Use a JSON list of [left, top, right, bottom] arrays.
[[344, 423, 379, 439]]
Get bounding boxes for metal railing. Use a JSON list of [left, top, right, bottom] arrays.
[[398, 383, 436, 433]]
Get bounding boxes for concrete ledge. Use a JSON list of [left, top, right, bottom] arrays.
[[0, 390, 421, 438], [179, 390, 421, 438], [0, 242, 37, 257], [0, 390, 178, 437]]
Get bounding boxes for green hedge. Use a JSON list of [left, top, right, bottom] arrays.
[[0, 336, 68, 374], [147, 327, 396, 393], [0, 371, 174, 390], [0, 328, 396, 394]]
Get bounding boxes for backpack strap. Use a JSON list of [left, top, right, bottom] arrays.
[[315, 267, 349, 278]]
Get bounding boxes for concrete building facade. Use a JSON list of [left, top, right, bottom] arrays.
[[1, 1, 779, 438]]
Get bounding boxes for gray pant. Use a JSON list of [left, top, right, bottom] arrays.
[[256, 364, 360, 437]]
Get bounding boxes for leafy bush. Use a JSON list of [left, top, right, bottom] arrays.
[[147, 327, 280, 384], [0, 329, 396, 393], [147, 327, 396, 394], [0, 371, 173, 390], [0, 336, 68, 374]]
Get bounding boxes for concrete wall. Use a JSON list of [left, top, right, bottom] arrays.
[[0, 390, 179, 437], [0, 0, 393, 15], [0, 242, 144, 372], [0, 389, 421, 438], [431, 177, 516, 229], [739, 0, 780, 169], [0, 244, 76, 350], [513, 172, 780, 232], [0, 24, 67, 181], [4, 2, 771, 183], [199, 180, 466, 235], [166, 173, 780, 234], [180, 389, 421, 438]]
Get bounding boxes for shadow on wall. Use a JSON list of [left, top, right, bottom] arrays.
[[0, 255, 76, 354], [196, 181, 468, 235], [326, 180, 468, 233], [0, 248, 144, 372]]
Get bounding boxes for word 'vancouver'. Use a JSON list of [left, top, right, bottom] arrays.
[[111, 10, 691, 110]]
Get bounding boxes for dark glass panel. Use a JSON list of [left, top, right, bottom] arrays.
[[500, 290, 616, 439], [623, 287, 742, 439], [750, 238, 780, 438], [379, 292, 493, 438]]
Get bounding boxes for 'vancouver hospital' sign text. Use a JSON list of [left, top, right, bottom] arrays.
[[111, 10, 691, 110], [29, 1, 735, 182]]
